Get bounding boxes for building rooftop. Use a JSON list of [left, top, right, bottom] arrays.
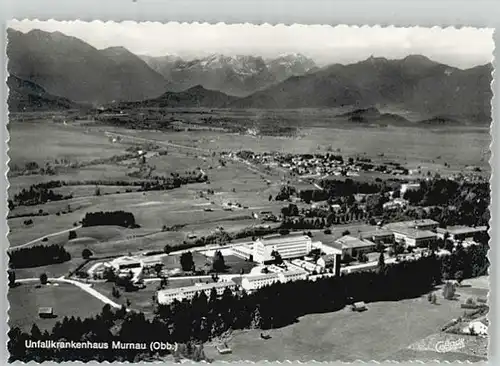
[[157, 280, 236, 296], [335, 235, 374, 249], [384, 219, 439, 231], [360, 230, 394, 239], [436, 226, 488, 235], [257, 235, 311, 246], [281, 269, 308, 278], [38, 307, 53, 314], [391, 227, 437, 239], [243, 273, 280, 282]]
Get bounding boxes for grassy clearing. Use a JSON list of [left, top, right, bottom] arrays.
[[8, 122, 127, 166], [8, 164, 136, 196], [220, 255, 256, 275], [205, 282, 489, 362], [8, 282, 105, 332], [113, 123, 490, 170], [13, 260, 83, 279], [147, 150, 215, 174]]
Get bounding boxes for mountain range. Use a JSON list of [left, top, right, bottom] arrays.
[[7, 29, 169, 105], [230, 56, 493, 122], [140, 53, 317, 97], [6, 28, 493, 123]]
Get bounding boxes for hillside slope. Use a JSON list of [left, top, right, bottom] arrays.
[[7, 75, 78, 112], [7, 29, 169, 104], [229, 56, 492, 123]]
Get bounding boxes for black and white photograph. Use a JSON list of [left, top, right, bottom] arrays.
[[5, 20, 493, 363]]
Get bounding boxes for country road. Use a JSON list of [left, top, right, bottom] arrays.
[[105, 131, 208, 153], [9, 225, 83, 251], [16, 277, 123, 309]]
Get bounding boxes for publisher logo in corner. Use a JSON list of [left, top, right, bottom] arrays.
[[435, 338, 465, 353]]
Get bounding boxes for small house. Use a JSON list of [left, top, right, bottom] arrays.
[[351, 301, 367, 312], [38, 307, 54, 318], [216, 344, 232, 354], [463, 320, 488, 336]]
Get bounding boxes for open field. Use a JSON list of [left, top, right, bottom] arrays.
[[8, 122, 128, 166], [104, 120, 490, 170], [8, 164, 137, 197], [8, 282, 105, 332], [205, 281, 489, 362]]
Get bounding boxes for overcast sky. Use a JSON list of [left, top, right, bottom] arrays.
[[9, 20, 494, 68]]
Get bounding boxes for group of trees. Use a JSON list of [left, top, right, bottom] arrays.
[[280, 203, 300, 218], [212, 250, 226, 272], [10, 169, 209, 210], [9, 161, 57, 177], [441, 241, 489, 281], [403, 179, 490, 227], [281, 217, 327, 230], [8, 305, 209, 362], [275, 185, 297, 201], [180, 252, 195, 272], [81, 211, 137, 228], [140, 172, 208, 192], [8, 241, 489, 362], [12, 186, 71, 207], [178, 250, 227, 273], [280, 203, 368, 230], [8, 244, 71, 269]]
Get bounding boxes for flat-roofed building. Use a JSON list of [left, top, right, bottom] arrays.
[[38, 307, 54, 318], [359, 230, 395, 245], [290, 259, 321, 273], [156, 280, 236, 305], [400, 183, 421, 195], [391, 227, 437, 247], [333, 235, 377, 257], [436, 226, 488, 241], [241, 273, 280, 292], [279, 269, 308, 283], [384, 219, 439, 232], [241, 269, 307, 292], [253, 234, 312, 263], [106, 256, 144, 284]]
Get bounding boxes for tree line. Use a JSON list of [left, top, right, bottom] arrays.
[[300, 179, 386, 203], [12, 186, 71, 207], [10, 171, 209, 209], [81, 211, 138, 228], [8, 244, 71, 269], [403, 179, 489, 227]]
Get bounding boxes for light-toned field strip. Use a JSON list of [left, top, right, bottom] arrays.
[[8, 225, 83, 251], [16, 277, 122, 309], [105, 131, 208, 153]]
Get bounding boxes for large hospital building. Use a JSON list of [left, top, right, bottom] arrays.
[[253, 234, 312, 263]]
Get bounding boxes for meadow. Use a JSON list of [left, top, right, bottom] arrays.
[[204, 278, 489, 362], [8, 282, 105, 332]]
